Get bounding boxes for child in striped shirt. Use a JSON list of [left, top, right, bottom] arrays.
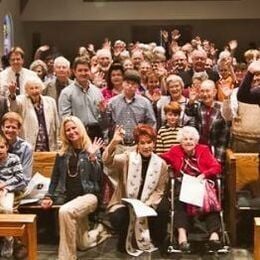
[[155, 102, 182, 154], [0, 134, 26, 258]]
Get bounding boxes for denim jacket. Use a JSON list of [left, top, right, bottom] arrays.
[[46, 150, 103, 204]]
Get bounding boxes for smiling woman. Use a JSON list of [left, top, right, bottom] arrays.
[[103, 124, 169, 256]]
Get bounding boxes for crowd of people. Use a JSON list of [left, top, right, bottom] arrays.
[[0, 30, 259, 259]]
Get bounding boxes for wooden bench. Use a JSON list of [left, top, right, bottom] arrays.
[[226, 149, 260, 245], [255, 218, 260, 260], [19, 152, 57, 210], [32, 151, 57, 178], [0, 214, 37, 260]]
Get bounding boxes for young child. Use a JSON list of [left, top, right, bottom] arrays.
[[216, 59, 236, 101], [0, 134, 26, 258], [155, 101, 182, 154]]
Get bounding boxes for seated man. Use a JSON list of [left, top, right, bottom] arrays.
[[1, 112, 33, 184]]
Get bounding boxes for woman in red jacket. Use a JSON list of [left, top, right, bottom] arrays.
[[161, 126, 222, 252]]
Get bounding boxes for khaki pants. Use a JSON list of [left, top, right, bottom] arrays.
[[58, 194, 98, 260]]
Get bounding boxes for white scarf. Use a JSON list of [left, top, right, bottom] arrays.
[[125, 151, 162, 256]]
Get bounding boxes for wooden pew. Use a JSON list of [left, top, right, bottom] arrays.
[[19, 152, 57, 210], [0, 214, 37, 260], [255, 218, 260, 260], [226, 149, 260, 245]]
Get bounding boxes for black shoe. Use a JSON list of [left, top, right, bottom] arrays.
[[179, 241, 191, 252], [208, 240, 222, 251]]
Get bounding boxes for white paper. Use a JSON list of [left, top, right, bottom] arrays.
[[20, 198, 39, 205], [179, 174, 205, 207], [0, 192, 14, 211], [122, 198, 158, 218], [23, 172, 50, 199]]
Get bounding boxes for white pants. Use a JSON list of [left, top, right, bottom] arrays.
[[58, 194, 98, 260]]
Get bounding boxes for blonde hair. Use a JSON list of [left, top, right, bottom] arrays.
[[1, 112, 23, 129], [59, 116, 91, 155]]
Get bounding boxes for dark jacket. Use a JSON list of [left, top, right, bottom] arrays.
[[46, 150, 103, 204]]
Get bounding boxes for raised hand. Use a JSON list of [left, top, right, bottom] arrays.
[[112, 125, 125, 144], [88, 137, 104, 155], [171, 29, 181, 41], [98, 99, 108, 113], [248, 60, 260, 74], [8, 81, 17, 96], [160, 30, 169, 41], [228, 40, 238, 51], [189, 86, 199, 103]]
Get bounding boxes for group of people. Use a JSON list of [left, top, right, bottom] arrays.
[[0, 31, 259, 259]]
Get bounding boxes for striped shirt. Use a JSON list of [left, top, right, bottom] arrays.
[[155, 125, 181, 154], [0, 153, 26, 192]]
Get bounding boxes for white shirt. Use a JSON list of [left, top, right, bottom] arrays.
[[0, 67, 38, 96]]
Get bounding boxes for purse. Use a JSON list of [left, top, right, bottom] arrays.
[[187, 179, 221, 216]]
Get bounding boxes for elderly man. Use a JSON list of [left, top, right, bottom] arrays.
[[0, 47, 37, 96], [59, 56, 106, 140], [43, 56, 73, 104], [179, 49, 219, 88], [166, 50, 188, 75], [131, 50, 144, 71], [185, 79, 230, 163]]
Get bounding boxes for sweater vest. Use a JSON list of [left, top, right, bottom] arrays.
[[232, 102, 260, 140]]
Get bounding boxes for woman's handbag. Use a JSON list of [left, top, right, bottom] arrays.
[[187, 179, 221, 216]]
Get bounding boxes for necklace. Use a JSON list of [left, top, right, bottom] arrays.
[[67, 151, 80, 178]]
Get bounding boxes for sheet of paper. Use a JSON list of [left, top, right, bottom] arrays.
[[179, 174, 205, 207], [122, 198, 158, 218], [23, 172, 50, 199], [20, 198, 39, 205]]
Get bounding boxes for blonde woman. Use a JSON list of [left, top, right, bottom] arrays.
[[41, 116, 107, 260]]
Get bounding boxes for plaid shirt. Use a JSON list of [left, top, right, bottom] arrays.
[[185, 101, 230, 163]]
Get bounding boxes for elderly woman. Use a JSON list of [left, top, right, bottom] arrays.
[[157, 74, 194, 128], [8, 76, 59, 151], [41, 116, 108, 260], [103, 124, 168, 256], [161, 126, 222, 252], [29, 59, 48, 81]]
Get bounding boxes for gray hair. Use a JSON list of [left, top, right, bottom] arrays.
[[29, 59, 48, 72], [177, 126, 200, 144], [166, 74, 184, 88], [24, 76, 45, 93], [54, 56, 70, 69]]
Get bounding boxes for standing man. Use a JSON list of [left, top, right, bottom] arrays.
[[185, 79, 230, 163], [179, 49, 219, 88], [43, 56, 73, 105], [58, 57, 106, 140], [0, 47, 37, 96], [107, 69, 156, 149]]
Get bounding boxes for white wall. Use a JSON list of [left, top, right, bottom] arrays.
[[21, 0, 260, 21]]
